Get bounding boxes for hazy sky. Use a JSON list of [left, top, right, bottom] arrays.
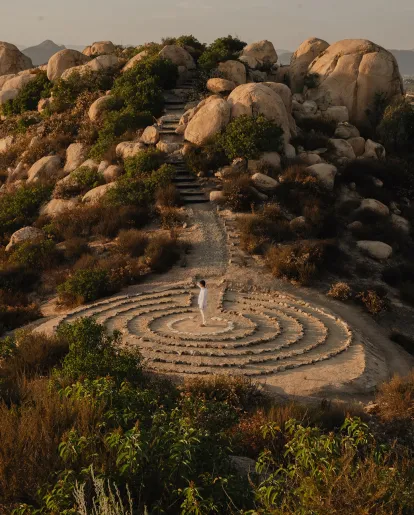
[[2, 0, 413, 50]]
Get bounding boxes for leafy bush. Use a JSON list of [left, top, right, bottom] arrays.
[[198, 35, 247, 70], [54, 166, 104, 198], [265, 240, 340, 285], [2, 71, 52, 116], [58, 317, 142, 383], [8, 239, 59, 270], [124, 148, 165, 177], [162, 35, 206, 59], [222, 172, 256, 211], [378, 99, 414, 152], [185, 140, 228, 174], [57, 268, 111, 306], [155, 183, 181, 208], [327, 281, 353, 301], [50, 69, 117, 112], [0, 184, 51, 241], [117, 229, 149, 257], [217, 115, 284, 160]]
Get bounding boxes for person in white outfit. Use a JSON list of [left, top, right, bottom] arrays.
[[198, 280, 208, 327]]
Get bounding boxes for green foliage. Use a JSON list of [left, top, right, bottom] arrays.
[[54, 166, 104, 199], [8, 239, 59, 270], [0, 184, 51, 241], [198, 35, 247, 71], [185, 140, 228, 174], [217, 115, 284, 160], [1, 72, 51, 116], [378, 99, 414, 152], [57, 268, 111, 305], [57, 318, 142, 383], [124, 148, 165, 177], [89, 109, 153, 161], [50, 69, 116, 112], [106, 164, 175, 207]]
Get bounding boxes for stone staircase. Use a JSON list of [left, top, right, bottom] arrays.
[[159, 78, 208, 205]]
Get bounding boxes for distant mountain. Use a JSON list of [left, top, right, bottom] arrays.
[[389, 50, 414, 76], [22, 40, 66, 66], [278, 52, 293, 65]]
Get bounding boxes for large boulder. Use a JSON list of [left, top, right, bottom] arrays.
[[357, 198, 390, 217], [184, 97, 231, 146], [390, 214, 410, 234], [240, 40, 278, 69], [252, 173, 279, 192], [83, 41, 116, 56], [47, 49, 90, 81], [218, 60, 247, 85], [1, 73, 36, 92], [357, 240, 393, 260], [88, 95, 113, 122], [207, 78, 236, 94], [307, 163, 337, 190], [263, 82, 292, 111], [122, 50, 149, 72], [141, 126, 160, 145], [5, 227, 45, 251], [82, 183, 115, 204], [27, 156, 63, 183], [363, 139, 386, 160], [348, 137, 366, 157], [64, 143, 89, 174], [306, 39, 404, 127], [0, 89, 19, 106], [0, 135, 14, 153], [289, 37, 330, 93], [159, 45, 195, 70], [329, 139, 356, 160], [116, 141, 146, 159], [61, 55, 120, 80], [40, 198, 79, 217], [103, 165, 124, 183], [227, 83, 291, 143], [0, 42, 32, 75], [334, 122, 360, 139]]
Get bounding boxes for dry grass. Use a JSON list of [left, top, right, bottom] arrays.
[[327, 282, 353, 301], [223, 173, 255, 212], [117, 229, 149, 258], [155, 184, 182, 208], [375, 372, 414, 422]]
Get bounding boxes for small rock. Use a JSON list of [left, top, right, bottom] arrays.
[[357, 240, 393, 260], [141, 126, 160, 145], [6, 227, 45, 251], [306, 163, 337, 190], [252, 173, 279, 192]]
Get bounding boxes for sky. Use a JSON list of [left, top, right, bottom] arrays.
[[1, 0, 413, 51]]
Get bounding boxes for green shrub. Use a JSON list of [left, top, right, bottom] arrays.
[[8, 239, 59, 270], [185, 140, 228, 174], [50, 69, 116, 112], [54, 166, 104, 198], [0, 184, 51, 241], [198, 35, 247, 70], [89, 109, 153, 161], [57, 268, 111, 306], [124, 148, 165, 177], [162, 35, 206, 59], [58, 317, 142, 383], [378, 99, 414, 152], [217, 115, 284, 160], [2, 72, 52, 116], [156, 183, 181, 208]]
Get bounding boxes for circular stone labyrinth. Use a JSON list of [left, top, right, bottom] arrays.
[[52, 283, 355, 379]]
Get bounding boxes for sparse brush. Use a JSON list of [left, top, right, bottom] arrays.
[[117, 229, 149, 257], [327, 282, 353, 301]]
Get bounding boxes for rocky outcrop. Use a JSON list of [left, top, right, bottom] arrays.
[[227, 83, 291, 143], [218, 60, 247, 85], [252, 173, 279, 192], [207, 78, 236, 94], [363, 139, 386, 160], [240, 40, 278, 69], [0, 89, 19, 106], [0, 42, 32, 75], [357, 240, 393, 260], [122, 50, 149, 72], [306, 39, 404, 127], [289, 37, 330, 93], [88, 95, 113, 123], [357, 198, 390, 218], [334, 122, 360, 139], [27, 156, 63, 183], [5, 226, 45, 251], [348, 137, 366, 157], [47, 49, 91, 81], [141, 126, 160, 145], [64, 143, 89, 174], [263, 82, 292, 111], [82, 183, 115, 203], [159, 45, 195, 70], [329, 139, 356, 160], [61, 55, 120, 80], [1, 73, 36, 92], [184, 97, 231, 146], [307, 163, 337, 190], [116, 141, 146, 159], [103, 165, 123, 183], [83, 41, 116, 56]]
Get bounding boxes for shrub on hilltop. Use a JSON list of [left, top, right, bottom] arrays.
[[378, 99, 414, 153], [217, 115, 284, 161], [198, 35, 247, 70]]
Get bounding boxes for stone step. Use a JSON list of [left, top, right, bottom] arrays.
[[181, 195, 209, 204], [173, 176, 197, 182]]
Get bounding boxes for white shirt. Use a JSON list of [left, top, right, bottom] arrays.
[[198, 287, 208, 310]]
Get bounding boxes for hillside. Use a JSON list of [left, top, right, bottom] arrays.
[[22, 39, 66, 66]]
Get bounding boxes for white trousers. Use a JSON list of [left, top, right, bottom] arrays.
[[200, 309, 206, 325]]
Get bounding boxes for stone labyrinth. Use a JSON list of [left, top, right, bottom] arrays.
[[53, 283, 353, 377]]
